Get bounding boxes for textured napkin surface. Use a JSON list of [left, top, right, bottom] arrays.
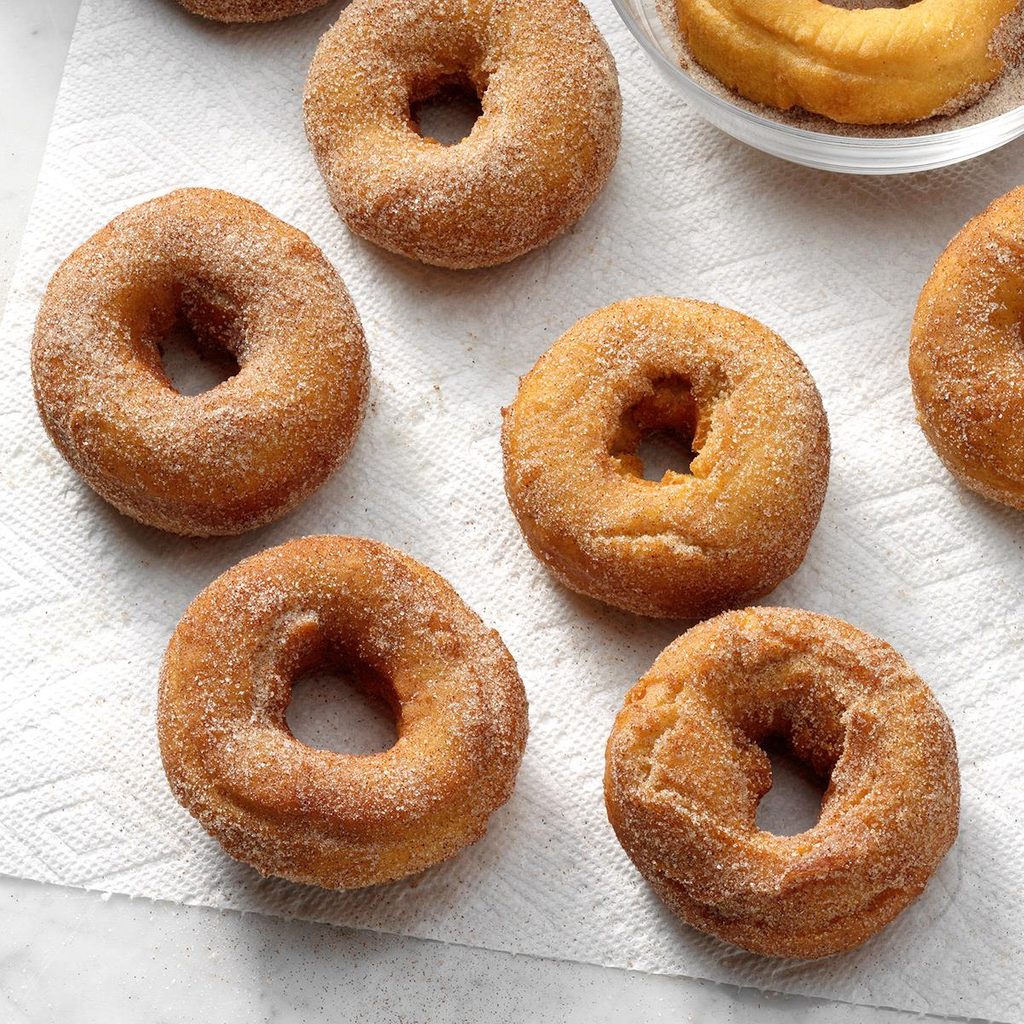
[[2, 1, 1023, 1019]]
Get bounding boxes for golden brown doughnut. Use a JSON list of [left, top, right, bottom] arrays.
[[158, 535, 529, 890], [303, 0, 621, 269], [176, 0, 330, 23], [501, 298, 830, 619], [31, 188, 369, 537], [911, 186, 1024, 510], [605, 607, 960, 959], [673, 0, 1020, 125]]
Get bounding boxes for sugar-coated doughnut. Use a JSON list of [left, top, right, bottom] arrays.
[[673, 0, 1020, 124], [159, 535, 529, 890], [605, 607, 960, 959], [304, 0, 621, 269], [911, 186, 1024, 510], [176, 0, 330, 22], [501, 298, 830, 619], [31, 189, 369, 537]]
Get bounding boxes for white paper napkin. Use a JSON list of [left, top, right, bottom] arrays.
[[2, 1, 1022, 1019]]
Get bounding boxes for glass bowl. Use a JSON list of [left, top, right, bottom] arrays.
[[611, 0, 1024, 175]]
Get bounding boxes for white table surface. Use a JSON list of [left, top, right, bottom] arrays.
[[0, 3, 988, 1022]]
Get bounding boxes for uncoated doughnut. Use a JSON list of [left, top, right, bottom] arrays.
[[31, 189, 369, 537], [158, 535, 529, 890], [672, 0, 1020, 125], [605, 607, 960, 958], [502, 298, 830, 619], [304, 0, 622, 269]]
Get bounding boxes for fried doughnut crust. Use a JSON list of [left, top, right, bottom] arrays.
[[304, 0, 621, 268], [159, 536, 529, 890], [502, 298, 830, 619], [605, 607, 960, 958], [31, 189, 369, 536], [911, 185, 1024, 509]]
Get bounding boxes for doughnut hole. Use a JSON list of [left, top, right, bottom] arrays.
[[718, 671, 847, 838], [277, 621, 401, 757], [287, 667, 399, 756], [754, 738, 828, 836], [121, 279, 247, 397], [158, 314, 241, 396], [409, 71, 486, 147], [610, 376, 704, 482]]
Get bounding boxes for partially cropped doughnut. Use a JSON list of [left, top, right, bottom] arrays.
[[159, 535, 529, 890], [911, 186, 1024, 510], [304, 0, 621, 269], [31, 188, 369, 536], [605, 607, 960, 959], [176, 0, 330, 23], [672, 0, 1020, 125], [501, 298, 830, 619]]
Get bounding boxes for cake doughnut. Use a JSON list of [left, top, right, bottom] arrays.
[[605, 607, 960, 959], [911, 186, 1024, 510], [672, 0, 1020, 125], [175, 0, 330, 23], [501, 298, 830, 619], [158, 535, 529, 890], [31, 188, 369, 537], [303, 0, 621, 269]]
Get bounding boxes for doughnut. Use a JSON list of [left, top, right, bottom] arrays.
[[31, 188, 369, 537], [605, 606, 960, 959], [911, 186, 1024, 510], [158, 535, 529, 890], [501, 298, 830, 620], [303, 0, 621, 269], [672, 0, 1020, 125], [175, 0, 330, 22]]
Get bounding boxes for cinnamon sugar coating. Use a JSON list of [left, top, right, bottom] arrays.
[[31, 189, 369, 536], [501, 298, 830, 619], [605, 607, 960, 959], [176, 0, 330, 23], [303, 0, 622, 269], [911, 185, 1024, 510], [158, 535, 529, 890]]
